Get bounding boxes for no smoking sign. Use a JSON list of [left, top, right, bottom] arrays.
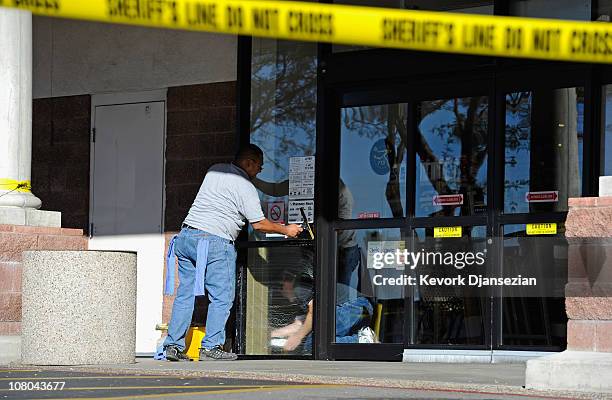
[[267, 201, 285, 224]]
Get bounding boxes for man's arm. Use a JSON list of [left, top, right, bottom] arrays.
[[240, 182, 302, 238], [252, 178, 289, 197], [271, 318, 303, 338], [252, 218, 302, 238], [284, 300, 313, 351]]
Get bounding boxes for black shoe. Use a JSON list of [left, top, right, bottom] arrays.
[[165, 345, 191, 362], [199, 346, 238, 361]]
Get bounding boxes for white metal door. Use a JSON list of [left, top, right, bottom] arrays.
[[91, 98, 165, 354]]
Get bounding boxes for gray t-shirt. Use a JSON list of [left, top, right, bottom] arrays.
[[183, 163, 265, 241]]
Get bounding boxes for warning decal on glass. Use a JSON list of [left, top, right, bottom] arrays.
[[525, 191, 559, 203], [267, 201, 285, 224], [526, 223, 557, 235], [434, 226, 462, 238], [433, 194, 464, 206]]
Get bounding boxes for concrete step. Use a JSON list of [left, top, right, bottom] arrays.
[[0, 335, 21, 365], [526, 350, 612, 393]]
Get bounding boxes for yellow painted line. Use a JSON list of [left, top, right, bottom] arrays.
[[52, 384, 339, 400], [2, 0, 612, 63], [0, 375, 178, 381], [0, 385, 274, 391]]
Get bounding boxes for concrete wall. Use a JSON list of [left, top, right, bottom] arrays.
[[33, 17, 237, 99]]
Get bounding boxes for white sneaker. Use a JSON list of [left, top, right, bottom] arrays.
[[358, 327, 379, 343]]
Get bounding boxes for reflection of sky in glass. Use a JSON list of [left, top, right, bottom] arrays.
[[250, 43, 316, 205], [340, 106, 407, 219], [249, 40, 316, 239], [416, 98, 488, 217], [504, 90, 584, 214]]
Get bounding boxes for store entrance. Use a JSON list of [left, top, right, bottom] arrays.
[[322, 76, 579, 360]]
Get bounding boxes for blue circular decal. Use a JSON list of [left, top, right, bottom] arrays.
[[369, 139, 390, 175]]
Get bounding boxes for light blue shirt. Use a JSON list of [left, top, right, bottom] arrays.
[[183, 163, 265, 241]]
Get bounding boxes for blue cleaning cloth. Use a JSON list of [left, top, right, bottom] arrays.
[[164, 235, 177, 295], [164, 234, 209, 296], [153, 344, 166, 360]]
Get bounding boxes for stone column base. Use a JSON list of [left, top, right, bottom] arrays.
[[526, 351, 612, 393], [21, 250, 137, 365], [0, 207, 60, 227]]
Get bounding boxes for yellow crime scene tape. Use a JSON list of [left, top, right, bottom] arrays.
[[2, 0, 612, 63], [0, 178, 32, 193]]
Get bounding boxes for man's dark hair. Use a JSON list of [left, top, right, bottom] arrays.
[[235, 144, 263, 162]]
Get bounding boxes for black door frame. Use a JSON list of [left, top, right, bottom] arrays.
[[318, 54, 595, 360]]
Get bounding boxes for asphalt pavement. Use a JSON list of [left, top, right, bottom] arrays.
[[0, 367, 609, 400]]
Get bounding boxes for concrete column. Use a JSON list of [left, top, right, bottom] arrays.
[[0, 8, 41, 209]]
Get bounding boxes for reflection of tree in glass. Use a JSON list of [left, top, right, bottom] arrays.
[[505, 92, 532, 212], [421, 98, 488, 218], [343, 97, 488, 218], [250, 42, 317, 175], [343, 105, 407, 217]]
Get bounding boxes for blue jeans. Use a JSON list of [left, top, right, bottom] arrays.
[[335, 296, 373, 343], [164, 227, 237, 351], [304, 296, 373, 349]]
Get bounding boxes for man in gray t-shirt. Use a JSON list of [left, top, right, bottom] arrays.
[[164, 144, 302, 362]]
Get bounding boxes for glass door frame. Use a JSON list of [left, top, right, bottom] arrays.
[[318, 63, 594, 361], [321, 77, 496, 361]]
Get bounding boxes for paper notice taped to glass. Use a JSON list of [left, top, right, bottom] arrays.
[[289, 200, 314, 223], [289, 156, 315, 200]]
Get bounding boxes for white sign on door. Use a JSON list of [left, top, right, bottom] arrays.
[[289, 156, 315, 200], [288, 200, 314, 224]]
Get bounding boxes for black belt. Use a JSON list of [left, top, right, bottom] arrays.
[[181, 223, 234, 244]]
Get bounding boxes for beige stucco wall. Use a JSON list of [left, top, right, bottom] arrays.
[[32, 16, 237, 99]]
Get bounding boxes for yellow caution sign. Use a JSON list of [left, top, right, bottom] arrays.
[[434, 226, 462, 238], [526, 223, 557, 235], [3, 0, 612, 64]]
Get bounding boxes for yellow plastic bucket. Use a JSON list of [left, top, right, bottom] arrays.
[[184, 326, 206, 360]]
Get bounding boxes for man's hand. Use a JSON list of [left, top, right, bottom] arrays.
[[283, 224, 303, 238], [252, 219, 303, 237], [283, 334, 303, 351]]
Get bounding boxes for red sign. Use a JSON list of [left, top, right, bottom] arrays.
[[525, 191, 559, 203], [433, 194, 464, 206], [267, 202, 285, 223], [358, 212, 380, 219]]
